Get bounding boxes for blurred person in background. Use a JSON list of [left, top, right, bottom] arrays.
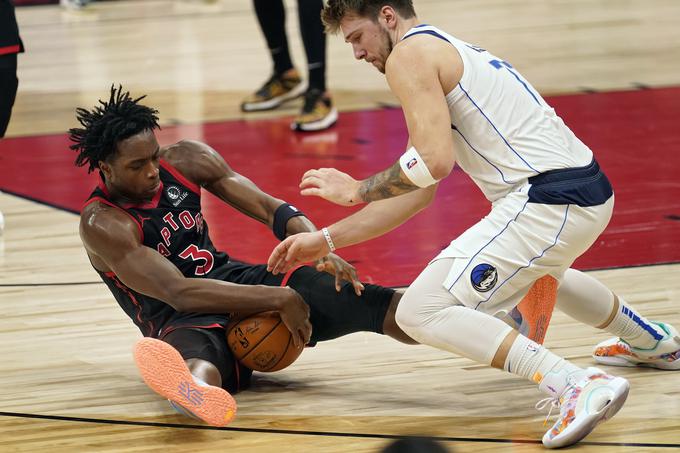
[[241, 0, 337, 132], [0, 0, 23, 139]]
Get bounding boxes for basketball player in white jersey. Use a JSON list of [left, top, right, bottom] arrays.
[[267, 1, 680, 448]]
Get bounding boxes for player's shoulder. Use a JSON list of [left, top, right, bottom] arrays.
[[387, 31, 459, 75], [80, 201, 140, 248], [161, 139, 228, 186], [162, 140, 212, 164]]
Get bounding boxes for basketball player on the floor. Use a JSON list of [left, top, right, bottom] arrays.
[[267, 1, 680, 448], [70, 86, 417, 428]]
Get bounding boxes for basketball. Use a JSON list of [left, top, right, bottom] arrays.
[[227, 312, 304, 372]]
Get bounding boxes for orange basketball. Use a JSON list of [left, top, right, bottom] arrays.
[[227, 312, 304, 372]]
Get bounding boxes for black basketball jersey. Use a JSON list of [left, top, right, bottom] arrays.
[[84, 160, 233, 337]]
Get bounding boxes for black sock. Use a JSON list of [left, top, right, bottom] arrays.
[[253, 0, 293, 75], [298, 0, 326, 92]]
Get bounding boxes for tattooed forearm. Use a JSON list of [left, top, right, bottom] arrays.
[[358, 161, 419, 202]]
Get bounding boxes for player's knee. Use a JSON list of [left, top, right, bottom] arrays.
[[394, 289, 420, 332], [394, 288, 450, 335]]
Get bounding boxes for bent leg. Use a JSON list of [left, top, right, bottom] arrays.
[[286, 266, 415, 344], [395, 258, 513, 363], [394, 258, 629, 448]]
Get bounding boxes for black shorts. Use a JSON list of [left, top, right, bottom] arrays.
[[159, 263, 394, 393]]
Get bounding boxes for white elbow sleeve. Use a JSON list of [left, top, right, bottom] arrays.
[[399, 146, 438, 188]]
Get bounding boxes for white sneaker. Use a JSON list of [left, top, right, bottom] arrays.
[[593, 322, 680, 370], [60, 0, 90, 10], [538, 367, 629, 448]]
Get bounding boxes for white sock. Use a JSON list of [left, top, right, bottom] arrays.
[[504, 335, 586, 396], [606, 298, 665, 349]]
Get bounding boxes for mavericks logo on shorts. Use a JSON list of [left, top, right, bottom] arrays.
[[471, 263, 498, 292]]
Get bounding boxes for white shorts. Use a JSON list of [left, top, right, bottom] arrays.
[[432, 185, 614, 317]]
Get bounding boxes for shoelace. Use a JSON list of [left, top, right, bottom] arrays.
[[535, 396, 561, 426], [535, 376, 582, 428]]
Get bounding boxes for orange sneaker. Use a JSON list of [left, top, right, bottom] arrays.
[[133, 338, 237, 426]]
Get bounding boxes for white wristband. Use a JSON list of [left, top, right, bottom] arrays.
[[399, 146, 438, 188], [321, 227, 336, 252]]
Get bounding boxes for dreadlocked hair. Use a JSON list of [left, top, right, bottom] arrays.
[[69, 85, 160, 173]]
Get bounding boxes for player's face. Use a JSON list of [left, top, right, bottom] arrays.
[[100, 129, 161, 202], [341, 14, 393, 74]]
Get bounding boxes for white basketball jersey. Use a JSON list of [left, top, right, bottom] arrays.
[[402, 25, 593, 202]]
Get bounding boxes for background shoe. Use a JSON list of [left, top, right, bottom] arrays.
[[593, 322, 680, 370], [291, 88, 338, 132], [60, 0, 91, 9], [240, 69, 306, 112], [133, 338, 237, 427], [539, 367, 629, 448]]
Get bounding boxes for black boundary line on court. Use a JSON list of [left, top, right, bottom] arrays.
[[1, 189, 680, 288], [0, 188, 79, 215], [0, 411, 678, 448]]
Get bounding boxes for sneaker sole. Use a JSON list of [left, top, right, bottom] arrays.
[[241, 81, 308, 112], [543, 377, 629, 448], [593, 354, 680, 370], [133, 338, 237, 426], [291, 107, 338, 132]]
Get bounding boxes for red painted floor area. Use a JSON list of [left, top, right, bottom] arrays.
[[1, 87, 679, 286]]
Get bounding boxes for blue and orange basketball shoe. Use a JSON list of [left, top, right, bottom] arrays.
[[593, 322, 680, 370]]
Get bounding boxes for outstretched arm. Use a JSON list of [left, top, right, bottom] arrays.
[[268, 185, 437, 274], [165, 140, 311, 232], [165, 140, 364, 293], [299, 37, 458, 206]]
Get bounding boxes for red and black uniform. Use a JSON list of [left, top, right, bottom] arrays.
[[0, 0, 24, 137], [85, 160, 395, 392]]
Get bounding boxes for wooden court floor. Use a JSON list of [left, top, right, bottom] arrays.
[[1, 0, 680, 451]]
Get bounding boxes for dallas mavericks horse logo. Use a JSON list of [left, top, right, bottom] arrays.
[[471, 263, 498, 292]]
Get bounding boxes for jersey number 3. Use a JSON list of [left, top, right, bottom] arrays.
[[179, 244, 214, 276]]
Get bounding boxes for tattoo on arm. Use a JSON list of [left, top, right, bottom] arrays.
[[358, 161, 419, 202]]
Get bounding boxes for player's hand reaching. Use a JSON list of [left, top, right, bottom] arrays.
[[300, 168, 363, 206], [278, 287, 312, 347], [316, 253, 365, 295], [268, 231, 329, 275]]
